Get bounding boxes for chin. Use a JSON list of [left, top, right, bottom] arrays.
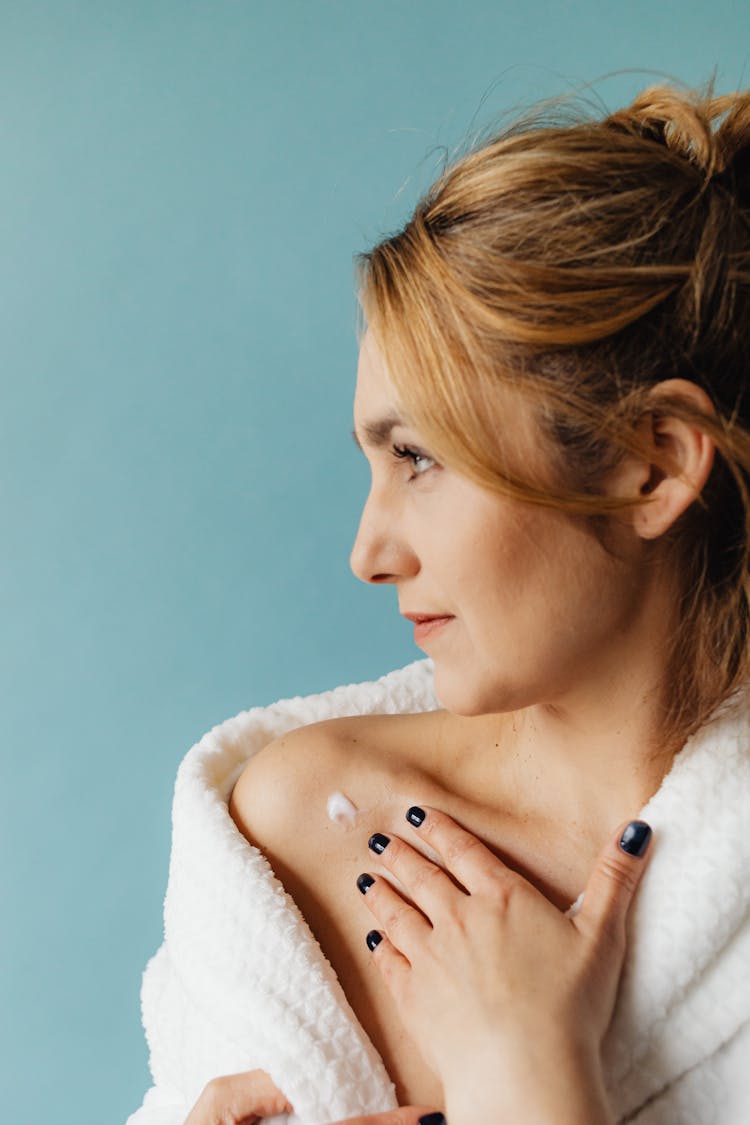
[[431, 663, 524, 717]]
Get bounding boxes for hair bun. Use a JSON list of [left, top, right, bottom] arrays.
[[605, 82, 750, 203]]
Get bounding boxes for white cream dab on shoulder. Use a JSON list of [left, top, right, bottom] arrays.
[[326, 791, 359, 827]]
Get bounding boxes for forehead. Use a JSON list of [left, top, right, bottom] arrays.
[[353, 330, 399, 413], [352, 332, 414, 451]]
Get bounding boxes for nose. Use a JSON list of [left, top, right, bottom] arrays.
[[349, 488, 419, 585]]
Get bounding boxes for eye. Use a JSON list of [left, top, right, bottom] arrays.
[[390, 443, 437, 479]]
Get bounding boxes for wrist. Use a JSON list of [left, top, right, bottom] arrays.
[[441, 1032, 614, 1125]]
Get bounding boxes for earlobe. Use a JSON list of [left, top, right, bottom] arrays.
[[627, 379, 716, 541]]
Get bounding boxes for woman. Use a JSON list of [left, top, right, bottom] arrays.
[[128, 78, 750, 1124]]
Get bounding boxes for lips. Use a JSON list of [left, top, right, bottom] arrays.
[[402, 612, 455, 645], [401, 612, 453, 624]]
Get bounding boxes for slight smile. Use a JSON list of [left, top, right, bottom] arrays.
[[402, 613, 456, 645]]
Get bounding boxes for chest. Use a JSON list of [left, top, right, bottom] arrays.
[[259, 780, 596, 1108]]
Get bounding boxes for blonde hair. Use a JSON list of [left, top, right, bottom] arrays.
[[355, 76, 750, 749]]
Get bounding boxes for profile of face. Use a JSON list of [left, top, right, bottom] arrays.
[[349, 330, 649, 717]]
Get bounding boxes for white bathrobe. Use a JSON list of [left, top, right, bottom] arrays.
[[126, 657, 750, 1125]]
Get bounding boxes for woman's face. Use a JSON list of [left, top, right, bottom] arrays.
[[350, 331, 647, 717]]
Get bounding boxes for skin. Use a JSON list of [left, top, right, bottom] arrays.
[[349, 329, 715, 834], [186, 328, 716, 1122], [356, 806, 652, 1125]]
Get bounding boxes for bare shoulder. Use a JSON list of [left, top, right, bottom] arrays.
[[228, 716, 355, 845], [228, 709, 449, 852]]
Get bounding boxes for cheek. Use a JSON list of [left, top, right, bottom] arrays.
[[451, 520, 628, 670], [423, 493, 643, 713], [456, 511, 555, 618]]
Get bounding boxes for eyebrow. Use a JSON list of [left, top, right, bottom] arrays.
[[351, 412, 407, 452]]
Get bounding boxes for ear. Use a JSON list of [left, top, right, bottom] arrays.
[[609, 378, 716, 541]]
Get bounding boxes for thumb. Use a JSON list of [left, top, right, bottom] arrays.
[[575, 819, 653, 948], [184, 1068, 293, 1125], [330, 1108, 444, 1125]]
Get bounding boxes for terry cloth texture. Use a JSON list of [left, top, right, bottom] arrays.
[[126, 657, 750, 1125]]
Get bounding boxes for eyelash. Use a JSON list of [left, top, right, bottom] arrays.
[[390, 443, 436, 479]]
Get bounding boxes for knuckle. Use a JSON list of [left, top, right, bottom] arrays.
[[203, 1076, 225, 1098], [486, 875, 515, 911], [443, 898, 470, 933], [409, 860, 444, 895], [383, 900, 411, 932], [443, 832, 481, 866], [599, 855, 640, 896]]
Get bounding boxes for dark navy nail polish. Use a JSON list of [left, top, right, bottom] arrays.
[[366, 929, 383, 951], [406, 806, 426, 827], [368, 832, 390, 854], [619, 820, 652, 857], [357, 873, 375, 894], [418, 1114, 446, 1125]]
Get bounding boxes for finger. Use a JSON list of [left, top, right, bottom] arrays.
[[184, 1069, 293, 1125], [227, 1068, 293, 1121], [357, 859, 434, 949], [367, 827, 468, 917], [401, 805, 516, 896], [574, 819, 653, 948], [329, 1107, 444, 1125], [364, 927, 411, 992]]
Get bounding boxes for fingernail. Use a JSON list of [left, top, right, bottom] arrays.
[[418, 1114, 446, 1125], [366, 929, 383, 951], [357, 873, 375, 894], [368, 832, 390, 854], [619, 820, 652, 857], [406, 805, 426, 827]]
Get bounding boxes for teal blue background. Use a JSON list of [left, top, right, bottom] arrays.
[[1, 3, 747, 1122]]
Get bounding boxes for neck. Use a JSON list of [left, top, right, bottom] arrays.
[[464, 585, 685, 843], [505, 669, 678, 839]]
